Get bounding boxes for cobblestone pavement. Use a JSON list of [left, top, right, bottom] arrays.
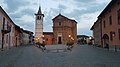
[[0, 45, 120, 67]]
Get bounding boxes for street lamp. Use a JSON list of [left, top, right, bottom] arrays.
[[42, 35, 45, 44], [35, 37, 39, 43], [36, 38, 38, 41], [69, 35, 71, 38], [71, 37, 74, 41], [68, 34, 71, 44]]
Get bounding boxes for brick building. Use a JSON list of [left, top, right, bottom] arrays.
[[52, 14, 77, 45], [43, 32, 54, 45], [91, 0, 120, 49]]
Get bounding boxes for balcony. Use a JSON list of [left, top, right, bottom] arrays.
[[1, 25, 11, 34], [1, 29, 11, 34]]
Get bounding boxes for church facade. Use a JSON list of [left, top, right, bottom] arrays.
[[52, 14, 77, 45], [35, 7, 77, 45]]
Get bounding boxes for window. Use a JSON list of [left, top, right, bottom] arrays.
[[37, 16, 41, 20], [103, 20, 106, 28], [110, 32, 113, 41], [7, 21, 11, 30], [7, 21, 9, 29], [118, 29, 120, 40], [110, 31, 115, 41], [59, 22, 61, 26], [3, 17, 5, 29], [37, 16, 39, 20], [118, 9, 120, 24], [109, 16, 112, 25], [39, 16, 41, 19]]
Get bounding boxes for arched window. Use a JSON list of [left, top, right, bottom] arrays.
[[39, 16, 41, 19], [37, 16, 39, 20], [37, 16, 41, 20]]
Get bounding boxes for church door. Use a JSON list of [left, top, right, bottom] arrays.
[[58, 37, 62, 44]]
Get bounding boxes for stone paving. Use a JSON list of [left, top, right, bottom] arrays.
[[0, 45, 120, 67], [44, 45, 69, 53]]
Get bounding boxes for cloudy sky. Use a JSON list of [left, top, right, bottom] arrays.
[[0, 0, 111, 36]]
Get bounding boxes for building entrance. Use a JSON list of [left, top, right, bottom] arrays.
[[58, 37, 62, 44], [103, 34, 109, 48]]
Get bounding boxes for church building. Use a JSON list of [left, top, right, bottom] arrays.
[[35, 6, 77, 45], [52, 14, 77, 45]]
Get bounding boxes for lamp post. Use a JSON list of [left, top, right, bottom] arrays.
[[35, 37, 39, 43], [112, 32, 117, 52], [42, 35, 44, 44], [68, 34, 71, 43], [42, 35, 46, 50], [38, 38, 40, 43], [35, 38, 38, 42], [89, 36, 92, 45], [36, 37, 40, 48], [71, 37, 74, 42], [68, 34, 71, 45]]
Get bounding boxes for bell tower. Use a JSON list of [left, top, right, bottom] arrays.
[[35, 6, 44, 43]]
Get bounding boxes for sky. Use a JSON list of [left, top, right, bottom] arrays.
[[0, 0, 111, 36]]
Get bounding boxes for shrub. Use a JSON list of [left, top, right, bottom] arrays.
[[66, 42, 74, 46], [35, 42, 45, 47], [36, 42, 42, 45]]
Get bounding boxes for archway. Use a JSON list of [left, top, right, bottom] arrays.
[[103, 34, 109, 48]]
